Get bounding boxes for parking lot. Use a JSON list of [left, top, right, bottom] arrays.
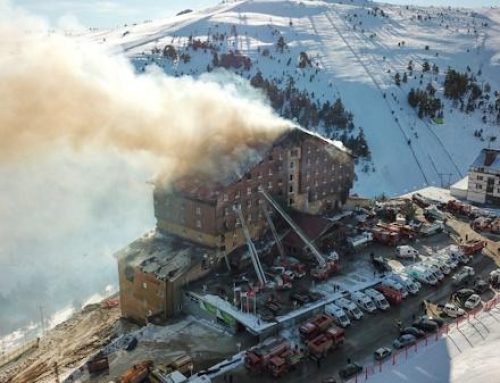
[[212, 221, 499, 383]]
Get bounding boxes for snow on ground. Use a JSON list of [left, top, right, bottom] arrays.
[[366, 302, 500, 383], [79, 0, 500, 197]]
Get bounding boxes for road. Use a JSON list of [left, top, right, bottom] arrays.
[[212, 226, 499, 383]]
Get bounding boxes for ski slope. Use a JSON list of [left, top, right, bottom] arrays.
[[81, 0, 500, 197]]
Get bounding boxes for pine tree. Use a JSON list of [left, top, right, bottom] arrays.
[[402, 72, 408, 83], [395, 72, 401, 86]]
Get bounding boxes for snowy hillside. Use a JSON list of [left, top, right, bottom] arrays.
[[82, 0, 500, 197]]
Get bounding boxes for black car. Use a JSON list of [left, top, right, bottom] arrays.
[[473, 279, 489, 294], [413, 319, 438, 333], [124, 336, 138, 351], [453, 288, 476, 303], [420, 315, 444, 328], [339, 363, 363, 380], [290, 292, 310, 304], [400, 326, 426, 339]]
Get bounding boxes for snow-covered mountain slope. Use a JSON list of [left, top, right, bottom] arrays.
[[82, 0, 500, 197]]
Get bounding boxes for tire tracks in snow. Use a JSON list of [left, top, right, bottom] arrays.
[[322, 9, 430, 185], [332, 7, 463, 177]]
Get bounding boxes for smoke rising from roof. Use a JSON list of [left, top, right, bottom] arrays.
[[0, 5, 289, 179], [0, 4, 288, 337]]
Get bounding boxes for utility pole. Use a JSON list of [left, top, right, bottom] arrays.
[[53, 362, 60, 383], [39, 305, 45, 335], [438, 172, 453, 188]]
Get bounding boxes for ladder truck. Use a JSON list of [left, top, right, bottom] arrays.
[[233, 204, 268, 286], [259, 189, 338, 280]]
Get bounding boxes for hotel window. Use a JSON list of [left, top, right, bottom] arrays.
[[477, 175, 483, 181], [223, 193, 229, 202], [268, 181, 273, 190], [268, 168, 273, 176], [247, 187, 251, 196], [289, 174, 294, 181], [195, 207, 201, 215], [196, 220, 202, 228], [476, 184, 482, 190], [289, 198, 294, 205], [290, 161, 294, 169], [289, 185, 294, 193], [235, 191, 240, 199]]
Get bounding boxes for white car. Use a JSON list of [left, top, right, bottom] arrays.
[[442, 303, 466, 318], [396, 245, 419, 260], [464, 294, 482, 310]]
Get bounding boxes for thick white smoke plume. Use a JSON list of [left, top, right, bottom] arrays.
[[0, 3, 289, 337]]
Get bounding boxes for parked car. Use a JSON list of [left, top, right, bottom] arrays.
[[396, 245, 419, 260], [412, 319, 439, 332], [464, 294, 482, 310], [124, 335, 138, 351], [400, 326, 425, 339], [473, 279, 489, 294], [374, 347, 392, 361], [453, 288, 476, 305], [420, 315, 444, 328], [393, 334, 417, 349], [339, 363, 363, 380], [441, 303, 465, 318], [452, 266, 475, 286]]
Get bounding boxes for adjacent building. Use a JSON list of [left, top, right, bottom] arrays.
[[467, 148, 500, 205]]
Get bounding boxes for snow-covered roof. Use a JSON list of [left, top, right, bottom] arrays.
[[116, 231, 212, 281], [450, 176, 468, 191], [470, 149, 500, 173]]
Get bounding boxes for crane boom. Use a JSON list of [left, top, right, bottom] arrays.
[[261, 204, 286, 260], [233, 205, 267, 286], [259, 189, 326, 268]]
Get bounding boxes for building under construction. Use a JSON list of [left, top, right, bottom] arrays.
[[117, 127, 354, 325]]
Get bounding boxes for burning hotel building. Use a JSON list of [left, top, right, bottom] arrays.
[[117, 128, 354, 325]]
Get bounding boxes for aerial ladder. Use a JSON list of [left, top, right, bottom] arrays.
[[259, 189, 326, 267], [261, 203, 286, 261], [233, 205, 267, 286], [259, 189, 337, 279]]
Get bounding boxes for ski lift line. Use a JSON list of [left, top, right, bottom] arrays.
[[333, 7, 464, 179], [232, 205, 267, 286], [261, 203, 286, 260], [258, 189, 326, 268], [323, 10, 430, 185]]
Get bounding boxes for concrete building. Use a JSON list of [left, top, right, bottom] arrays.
[[154, 128, 354, 256], [117, 128, 355, 324], [467, 149, 500, 205], [116, 232, 215, 324]]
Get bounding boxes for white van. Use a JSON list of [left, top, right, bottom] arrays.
[[324, 303, 351, 328], [396, 245, 419, 260], [425, 264, 445, 280], [386, 274, 420, 295], [420, 221, 444, 236], [381, 278, 408, 298], [440, 245, 469, 265], [406, 265, 438, 285], [350, 291, 377, 313], [335, 298, 364, 320], [426, 259, 450, 275], [364, 288, 390, 311]]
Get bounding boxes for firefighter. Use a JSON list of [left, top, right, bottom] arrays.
[[396, 319, 403, 332]]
